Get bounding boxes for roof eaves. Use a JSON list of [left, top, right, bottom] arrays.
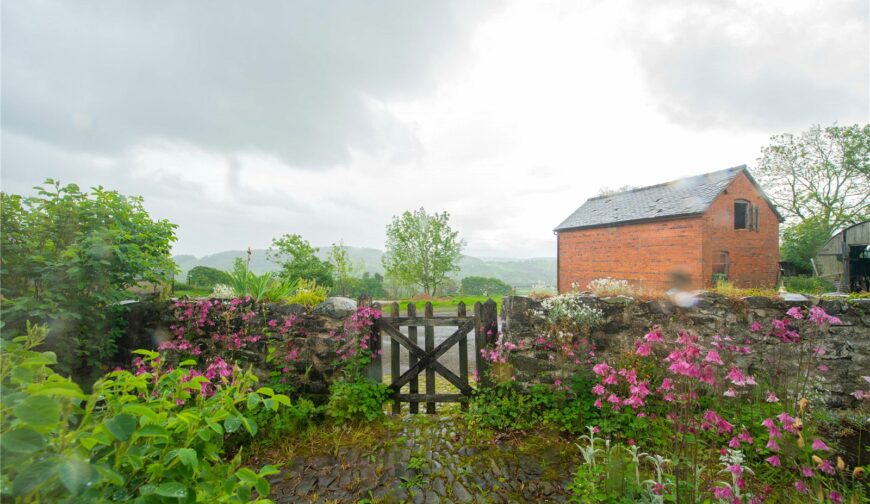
[[554, 212, 705, 233]]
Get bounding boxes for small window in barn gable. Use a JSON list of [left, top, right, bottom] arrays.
[[713, 251, 730, 281], [734, 200, 749, 229]]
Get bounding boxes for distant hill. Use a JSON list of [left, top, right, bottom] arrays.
[[173, 246, 555, 288]]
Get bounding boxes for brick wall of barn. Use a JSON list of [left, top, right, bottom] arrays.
[[557, 217, 705, 293], [701, 172, 780, 288]]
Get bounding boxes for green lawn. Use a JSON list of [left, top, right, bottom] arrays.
[[375, 295, 503, 314], [172, 287, 212, 298]]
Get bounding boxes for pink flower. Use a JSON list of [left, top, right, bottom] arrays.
[[786, 307, 804, 319], [793, 481, 809, 494], [766, 439, 780, 451], [828, 491, 843, 504], [761, 418, 775, 429], [592, 362, 612, 376], [723, 388, 737, 397], [592, 384, 606, 395], [765, 391, 779, 403], [800, 466, 814, 477], [811, 438, 830, 451], [750, 321, 763, 332], [704, 350, 724, 365], [553, 379, 562, 387], [765, 455, 781, 467], [593, 399, 602, 408], [737, 430, 753, 444], [644, 327, 663, 342], [635, 342, 652, 357], [658, 377, 674, 391], [818, 459, 835, 475], [712, 486, 733, 499], [728, 436, 741, 448], [817, 364, 829, 372]]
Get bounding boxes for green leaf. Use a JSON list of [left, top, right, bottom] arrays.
[[235, 467, 258, 485], [95, 465, 125, 487], [179, 359, 198, 367], [58, 459, 99, 496], [104, 413, 137, 441], [29, 381, 86, 399], [255, 387, 274, 396], [0, 429, 45, 454], [258, 465, 281, 477], [255, 476, 269, 497], [136, 424, 170, 438], [273, 394, 292, 407], [132, 349, 159, 359], [241, 416, 258, 436], [10, 459, 57, 496], [122, 404, 159, 422], [13, 395, 61, 428], [175, 448, 198, 469], [247, 393, 261, 410], [225, 415, 242, 433], [154, 481, 188, 498]]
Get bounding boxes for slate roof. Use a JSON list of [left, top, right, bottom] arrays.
[[555, 165, 779, 232]]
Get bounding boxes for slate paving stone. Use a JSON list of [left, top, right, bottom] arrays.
[[265, 414, 575, 503]]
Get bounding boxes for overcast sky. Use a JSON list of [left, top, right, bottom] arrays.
[[2, 0, 868, 258]]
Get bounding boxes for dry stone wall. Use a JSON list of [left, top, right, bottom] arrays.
[[501, 293, 870, 409]]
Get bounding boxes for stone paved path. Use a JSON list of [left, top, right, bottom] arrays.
[[266, 415, 578, 503]]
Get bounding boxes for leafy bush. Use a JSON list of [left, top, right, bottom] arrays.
[[782, 275, 834, 294], [586, 277, 634, 296], [226, 259, 296, 302], [0, 323, 287, 503], [467, 377, 596, 434], [288, 279, 328, 308], [268, 234, 334, 287], [187, 265, 230, 288], [460, 276, 513, 296], [538, 292, 605, 338], [0, 180, 177, 385], [324, 380, 391, 423]]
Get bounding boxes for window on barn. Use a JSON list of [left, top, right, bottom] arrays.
[[713, 251, 730, 283], [734, 200, 749, 229]]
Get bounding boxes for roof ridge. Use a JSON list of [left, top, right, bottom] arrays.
[[586, 165, 746, 201]]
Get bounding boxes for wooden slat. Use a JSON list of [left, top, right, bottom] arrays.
[[474, 301, 484, 387], [407, 303, 418, 414], [390, 302, 400, 415], [457, 301, 469, 412], [381, 321, 474, 394], [425, 302, 435, 414], [390, 317, 471, 327], [364, 298, 382, 383], [479, 299, 498, 388], [394, 394, 469, 403]]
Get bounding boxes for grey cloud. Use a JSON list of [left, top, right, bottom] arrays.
[[626, 0, 869, 130], [2, 1, 494, 167]]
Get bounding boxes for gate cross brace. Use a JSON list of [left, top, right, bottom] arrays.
[[379, 320, 475, 396]]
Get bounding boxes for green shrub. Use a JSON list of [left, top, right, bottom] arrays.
[[782, 275, 834, 294], [226, 259, 296, 302], [0, 180, 177, 385], [187, 266, 230, 288], [324, 380, 391, 423], [460, 276, 513, 296], [0, 323, 287, 503], [288, 279, 328, 308]]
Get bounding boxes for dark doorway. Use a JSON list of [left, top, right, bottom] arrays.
[[849, 245, 870, 292]]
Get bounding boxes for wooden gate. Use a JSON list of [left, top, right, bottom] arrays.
[[364, 299, 498, 414]]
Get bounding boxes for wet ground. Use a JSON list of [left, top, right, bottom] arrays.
[[264, 414, 578, 503]]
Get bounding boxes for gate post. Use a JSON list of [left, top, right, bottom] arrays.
[[361, 296, 383, 383], [476, 299, 499, 387]]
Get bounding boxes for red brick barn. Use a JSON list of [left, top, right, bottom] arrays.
[[555, 166, 783, 293]]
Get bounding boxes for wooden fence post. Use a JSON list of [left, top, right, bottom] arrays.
[[478, 299, 498, 388], [361, 297, 382, 384], [457, 301, 469, 412], [474, 301, 485, 387], [408, 303, 419, 414], [425, 302, 436, 414], [390, 302, 400, 415]]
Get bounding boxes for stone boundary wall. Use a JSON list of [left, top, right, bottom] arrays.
[[501, 293, 870, 408], [119, 298, 360, 403]]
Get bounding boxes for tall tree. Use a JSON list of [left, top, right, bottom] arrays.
[[328, 240, 357, 297], [755, 124, 870, 231], [382, 208, 464, 296], [268, 234, 333, 287]]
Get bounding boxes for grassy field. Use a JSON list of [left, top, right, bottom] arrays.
[[172, 286, 212, 298], [374, 295, 503, 314]]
